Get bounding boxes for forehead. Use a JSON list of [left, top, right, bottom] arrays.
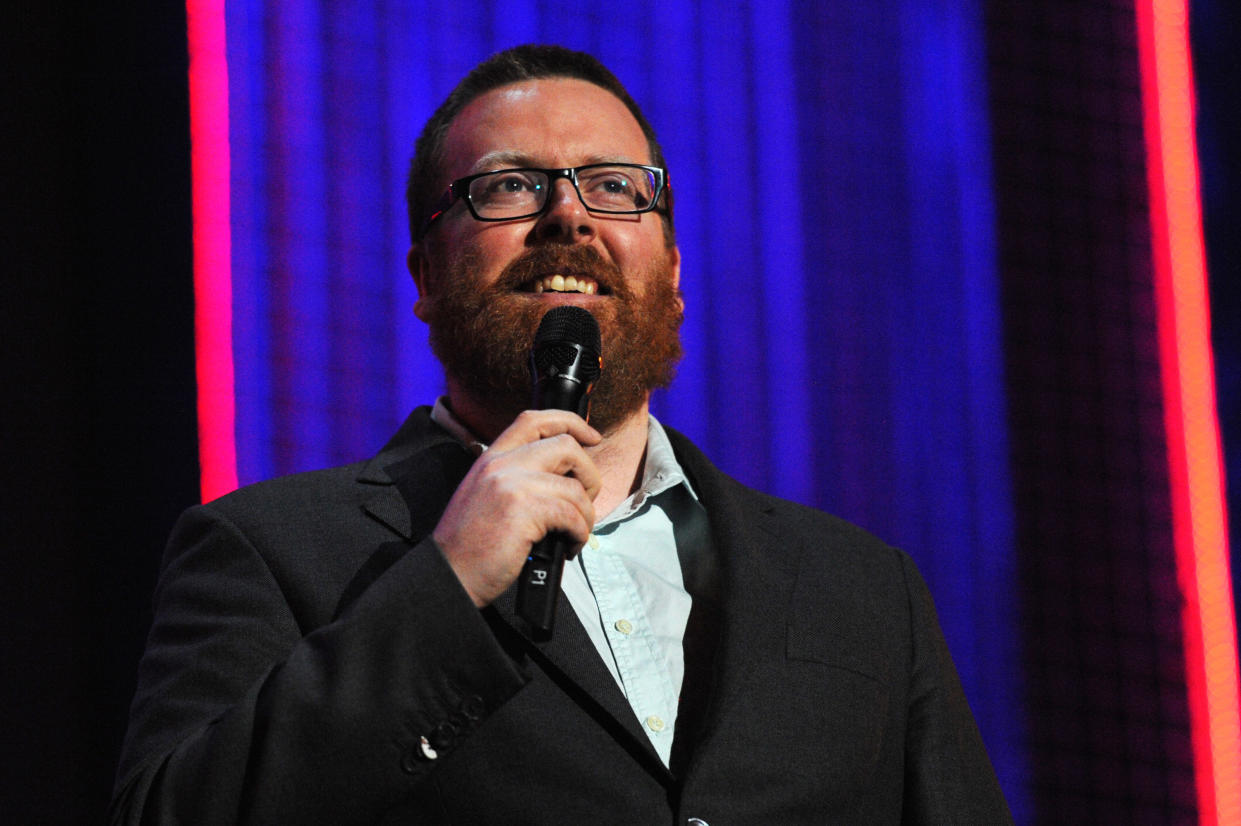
[[441, 78, 651, 179]]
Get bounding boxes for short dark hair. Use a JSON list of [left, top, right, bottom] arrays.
[[405, 44, 672, 244]]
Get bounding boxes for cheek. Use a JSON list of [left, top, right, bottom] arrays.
[[603, 220, 665, 270], [458, 226, 531, 279], [430, 228, 511, 287]]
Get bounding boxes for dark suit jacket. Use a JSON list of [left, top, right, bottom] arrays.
[[112, 407, 1011, 825]]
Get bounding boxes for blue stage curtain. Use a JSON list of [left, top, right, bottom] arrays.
[[224, 0, 1026, 816]]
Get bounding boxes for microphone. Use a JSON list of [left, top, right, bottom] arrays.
[[516, 306, 602, 636]]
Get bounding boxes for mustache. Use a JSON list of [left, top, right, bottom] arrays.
[[493, 245, 626, 295]]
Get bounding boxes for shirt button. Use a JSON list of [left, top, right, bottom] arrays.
[[645, 715, 665, 732], [588, 534, 599, 549], [614, 619, 633, 635]]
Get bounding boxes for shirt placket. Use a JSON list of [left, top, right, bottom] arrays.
[[580, 532, 680, 763]]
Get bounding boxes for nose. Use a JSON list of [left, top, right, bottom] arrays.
[[532, 177, 596, 244]]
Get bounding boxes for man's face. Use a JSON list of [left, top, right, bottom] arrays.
[[410, 78, 683, 433]]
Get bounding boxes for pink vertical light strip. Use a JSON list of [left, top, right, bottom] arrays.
[[186, 0, 237, 501], [1136, 2, 1241, 824]]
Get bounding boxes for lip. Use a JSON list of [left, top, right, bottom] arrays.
[[516, 291, 606, 304]]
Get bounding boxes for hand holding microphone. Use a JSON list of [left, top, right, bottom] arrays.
[[429, 307, 602, 632]]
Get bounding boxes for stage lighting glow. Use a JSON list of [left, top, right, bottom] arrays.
[[187, 0, 238, 502], [1137, 2, 1241, 823]]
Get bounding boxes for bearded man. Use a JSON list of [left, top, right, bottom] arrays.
[[113, 45, 1011, 825]]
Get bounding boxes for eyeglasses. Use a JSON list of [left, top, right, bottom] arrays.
[[419, 163, 668, 237]]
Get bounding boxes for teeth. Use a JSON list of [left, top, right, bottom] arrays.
[[531, 274, 599, 294]]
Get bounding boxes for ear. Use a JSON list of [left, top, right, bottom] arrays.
[[669, 244, 683, 311], [408, 244, 432, 321]]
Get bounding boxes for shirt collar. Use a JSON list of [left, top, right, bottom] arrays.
[[637, 414, 698, 501], [428, 396, 698, 521], [596, 412, 699, 527], [429, 397, 488, 457]]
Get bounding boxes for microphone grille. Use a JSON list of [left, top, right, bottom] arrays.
[[533, 306, 601, 353], [532, 306, 601, 379]]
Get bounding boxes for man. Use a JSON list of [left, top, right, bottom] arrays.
[[113, 45, 1011, 824]]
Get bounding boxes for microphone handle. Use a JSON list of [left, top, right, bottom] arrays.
[[516, 531, 572, 635], [516, 371, 590, 637]]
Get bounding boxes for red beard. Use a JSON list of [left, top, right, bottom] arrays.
[[421, 243, 683, 434]]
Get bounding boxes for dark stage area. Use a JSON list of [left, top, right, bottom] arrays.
[[4, 3, 198, 821]]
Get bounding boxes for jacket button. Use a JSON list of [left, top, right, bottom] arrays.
[[402, 734, 436, 763], [400, 750, 417, 774], [687, 819, 709, 826], [401, 736, 438, 772], [430, 721, 458, 750], [458, 694, 485, 721]]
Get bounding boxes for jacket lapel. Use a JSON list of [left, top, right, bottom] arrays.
[[336, 409, 475, 619], [664, 428, 800, 741], [358, 407, 468, 540]]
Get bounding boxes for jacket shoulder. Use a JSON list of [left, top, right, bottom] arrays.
[[661, 422, 904, 563], [199, 405, 446, 531], [205, 460, 372, 523]]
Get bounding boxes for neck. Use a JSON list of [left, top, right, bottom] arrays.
[[579, 402, 650, 519], [445, 381, 651, 520]]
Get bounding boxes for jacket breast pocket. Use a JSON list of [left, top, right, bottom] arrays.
[[764, 656, 891, 789], [766, 604, 906, 794]]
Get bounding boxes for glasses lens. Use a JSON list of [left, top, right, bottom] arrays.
[[467, 170, 549, 219], [577, 165, 658, 212]]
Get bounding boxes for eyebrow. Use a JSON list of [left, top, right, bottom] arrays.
[[469, 150, 639, 174]]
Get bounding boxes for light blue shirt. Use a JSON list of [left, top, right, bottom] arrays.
[[430, 399, 701, 766]]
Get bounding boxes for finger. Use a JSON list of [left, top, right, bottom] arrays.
[[489, 409, 602, 453], [524, 496, 594, 550], [540, 474, 597, 540], [464, 454, 598, 538], [527, 434, 603, 501], [485, 433, 602, 502]]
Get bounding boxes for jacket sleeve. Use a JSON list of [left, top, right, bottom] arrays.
[[899, 552, 1013, 824], [110, 503, 528, 825]]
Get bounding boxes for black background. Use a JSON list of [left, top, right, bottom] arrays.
[[4, 3, 197, 821]]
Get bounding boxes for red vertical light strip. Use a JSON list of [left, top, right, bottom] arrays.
[[187, 0, 237, 501], [1136, 2, 1241, 824]]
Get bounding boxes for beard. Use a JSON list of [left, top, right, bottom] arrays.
[[420, 243, 683, 435]]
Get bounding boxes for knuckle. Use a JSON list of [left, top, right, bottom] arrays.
[[489, 471, 523, 500], [476, 470, 522, 511]]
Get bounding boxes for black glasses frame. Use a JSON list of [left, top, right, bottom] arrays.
[[419, 163, 668, 237]]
